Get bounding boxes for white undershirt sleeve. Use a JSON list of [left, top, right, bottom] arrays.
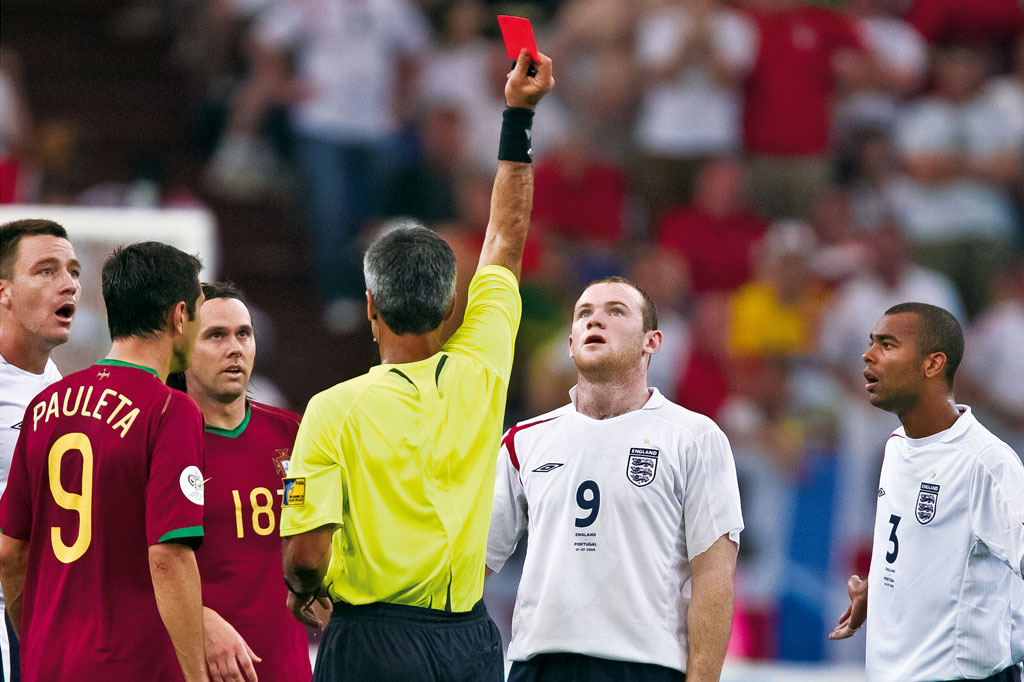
[[681, 428, 744, 561], [969, 446, 1024, 577], [487, 435, 528, 573]]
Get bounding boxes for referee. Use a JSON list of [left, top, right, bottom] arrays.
[[280, 49, 554, 682]]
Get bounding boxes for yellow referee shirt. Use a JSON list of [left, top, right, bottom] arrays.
[[280, 265, 521, 612]]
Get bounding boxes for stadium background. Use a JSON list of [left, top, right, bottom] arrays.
[[1, 0, 1022, 678]]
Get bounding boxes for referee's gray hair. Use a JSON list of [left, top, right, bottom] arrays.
[[363, 221, 457, 335]]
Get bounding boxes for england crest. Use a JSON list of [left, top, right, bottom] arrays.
[[626, 447, 659, 487], [916, 482, 940, 525]]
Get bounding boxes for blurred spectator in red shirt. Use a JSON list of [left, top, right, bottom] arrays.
[[656, 156, 767, 294], [0, 47, 33, 204], [741, 0, 870, 220], [532, 137, 627, 246], [907, 0, 1024, 73]]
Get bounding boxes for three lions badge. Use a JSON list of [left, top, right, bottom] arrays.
[[627, 447, 659, 487], [916, 482, 940, 524]]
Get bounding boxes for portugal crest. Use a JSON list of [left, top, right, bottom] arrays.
[[916, 482, 940, 525], [626, 447, 659, 487], [273, 448, 292, 478]]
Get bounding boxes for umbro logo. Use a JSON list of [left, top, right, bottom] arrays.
[[10, 421, 21, 430], [878, 487, 885, 497], [532, 462, 564, 473]]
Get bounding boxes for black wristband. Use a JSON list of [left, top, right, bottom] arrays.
[[498, 107, 535, 163]]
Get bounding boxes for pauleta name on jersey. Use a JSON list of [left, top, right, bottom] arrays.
[[32, 385, 141, 438]]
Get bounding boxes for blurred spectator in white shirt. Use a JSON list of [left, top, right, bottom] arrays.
[[891, 44, 1019, 317], [633, 0, 757, 221], [959, 256, 1024, 456]]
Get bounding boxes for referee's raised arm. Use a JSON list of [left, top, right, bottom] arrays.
[[477, 48, 554, 280]]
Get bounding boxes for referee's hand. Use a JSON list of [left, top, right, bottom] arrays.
[[828, 574, 868, 640], [203, 607, 262, 682], [287, 590, 333, 630], [505, 48, 554, 110]]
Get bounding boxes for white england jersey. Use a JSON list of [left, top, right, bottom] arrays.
[[867, 406, 1024, 682], [0, 351, 62, 681], [0, 352, 61, 496], [487, 388, 743, 673]]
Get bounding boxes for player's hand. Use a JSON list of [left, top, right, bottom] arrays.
[[287, 589, 332, 630], [828, 574, 868, 640], [505, 49, 554, 110], [203, 607, 261, 682]]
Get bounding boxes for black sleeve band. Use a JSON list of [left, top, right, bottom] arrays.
[[498, 107, 535, 163]]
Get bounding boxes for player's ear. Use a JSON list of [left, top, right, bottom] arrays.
[[443, 295, 457, 323], [366, 290, 377, 322], [0, 278, 10, 309], [922, 351, 947, 381], [168, 301, 187, 334], [643, 329, 663, 357]]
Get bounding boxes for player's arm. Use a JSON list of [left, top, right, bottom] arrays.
[[282, 525, 334, 628], [686, 533, 738, 682], [203, 607, 262, 682], [150, 541, 208, 682], [476, 49, 554, 280], [0, 534, 29, 637], [829, 574, 868, 640]]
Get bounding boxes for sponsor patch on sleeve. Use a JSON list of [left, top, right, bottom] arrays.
[[283, 477, 306, 507], [179, 465, 205, 505]]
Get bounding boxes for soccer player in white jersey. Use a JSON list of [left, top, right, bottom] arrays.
[[830, 302, 1024, 682], [0, 219, 79, 682], [487, 276, 743, 682]]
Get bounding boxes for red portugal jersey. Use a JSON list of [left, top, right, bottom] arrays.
[[196, 401, 311, 681], [0, 360, 205, 682]]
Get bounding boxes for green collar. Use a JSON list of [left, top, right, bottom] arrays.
[[204, 406, 251, 438], [96, 358, 160, 378]]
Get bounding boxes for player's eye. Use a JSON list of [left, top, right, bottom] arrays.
[[609, 307, 624, 316], [70, 269, 81, 279]]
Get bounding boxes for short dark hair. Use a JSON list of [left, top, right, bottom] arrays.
[[885, 302, 964, 386], [201, 280, 246, 304], [585, 276, 659, 332], [363, 223, 456, 335], [0, 219, 70, 279], [102, 241, 202, 340]]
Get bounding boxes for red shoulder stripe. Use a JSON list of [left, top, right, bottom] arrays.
[[502, 416, 559, 471]]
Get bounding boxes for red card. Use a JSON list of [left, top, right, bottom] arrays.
[[497, 15, 539, 62]]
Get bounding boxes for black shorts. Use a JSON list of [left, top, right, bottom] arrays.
[[508, 653, 685, 682], [312, 600, 503, 682]]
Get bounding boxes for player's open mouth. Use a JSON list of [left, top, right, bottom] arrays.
[[55, 303, 75, 321], [864, 369, 879, 390], [584, 335, 605, 345], [223, 365, 244, 375]]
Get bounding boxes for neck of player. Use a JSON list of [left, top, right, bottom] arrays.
[[898, 390, 961, 439], [574, 368, 652, 420], [0, 323, 56, 374], [191, 390, 247, 431], [105, 337, 175, 382]]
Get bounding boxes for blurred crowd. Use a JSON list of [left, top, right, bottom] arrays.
[[2, 0, 1023, 663]]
